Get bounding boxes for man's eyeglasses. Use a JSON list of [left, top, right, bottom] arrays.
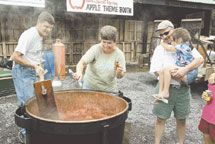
[[160, 31, 169, 37]]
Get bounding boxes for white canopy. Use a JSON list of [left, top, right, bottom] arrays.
[[177, 0, 215, 5], [0, 0, 45, 8]]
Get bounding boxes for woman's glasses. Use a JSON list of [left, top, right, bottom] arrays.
[[160, 31, 169, 37]]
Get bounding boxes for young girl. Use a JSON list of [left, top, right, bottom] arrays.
[[153, 28, 198, 103], [199, 73, 215, 144]]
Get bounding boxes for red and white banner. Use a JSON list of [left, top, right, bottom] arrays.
[[0, 0, 45, 7], [66, 0, 133, 16]]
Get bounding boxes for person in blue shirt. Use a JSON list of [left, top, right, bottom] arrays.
[[153, 28, 198, 103]]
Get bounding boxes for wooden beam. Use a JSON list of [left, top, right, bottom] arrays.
[[0, 14, 7, 58], [134, 0, 215, 10]]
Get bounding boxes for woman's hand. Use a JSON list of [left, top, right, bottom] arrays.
[[73, 72, 83, 81], [115, 61, 124, 78], [202, 91, 212, 102]]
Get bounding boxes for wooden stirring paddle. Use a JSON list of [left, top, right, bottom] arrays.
[[34, 66, 58, 119]]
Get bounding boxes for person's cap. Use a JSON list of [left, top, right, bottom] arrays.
[[156, 20, 174, 31]]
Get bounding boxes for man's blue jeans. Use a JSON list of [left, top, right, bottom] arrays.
[[12, 64, 36, 106], [43, 50, 55, 80]]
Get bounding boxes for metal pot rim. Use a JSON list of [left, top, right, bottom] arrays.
[[25, 89, 129, 123]]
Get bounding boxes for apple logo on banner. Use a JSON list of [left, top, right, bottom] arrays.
[[69, 0, 85, 9]]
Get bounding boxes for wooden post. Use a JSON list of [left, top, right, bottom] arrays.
[[131, 41, 134, 62], [0, 14, 7, 58], [2, 42, 6, 58], [122, 42, 125, 53]]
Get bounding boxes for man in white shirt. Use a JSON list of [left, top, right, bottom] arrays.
[[11, 11, 55, 106], [11, 12, 55, 143], [150, 20, 204, 144]]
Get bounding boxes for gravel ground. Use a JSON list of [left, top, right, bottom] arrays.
[[0, 71, 206, 144]]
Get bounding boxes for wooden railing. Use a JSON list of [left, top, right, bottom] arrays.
[[0, 41, 145, 65]]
